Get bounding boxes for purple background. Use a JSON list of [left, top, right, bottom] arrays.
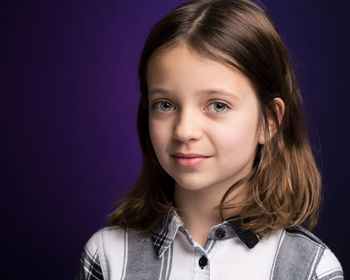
[[2, 0, 349, 278]]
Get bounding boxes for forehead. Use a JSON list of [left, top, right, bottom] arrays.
[[146, 44, 256, 100], [147, 43, 237, 78]]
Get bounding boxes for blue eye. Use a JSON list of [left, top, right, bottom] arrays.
[[208, 102, 229, 113], [152, 101, 174, 112]]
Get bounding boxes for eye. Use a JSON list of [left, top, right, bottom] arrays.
[[151, 101, 174, 112], [208, 101, 229, 113]]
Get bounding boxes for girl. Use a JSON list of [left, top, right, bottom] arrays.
[[76, 0, 343, 279]]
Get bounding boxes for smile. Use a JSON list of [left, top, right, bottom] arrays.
[[171, 153, 211, 168]]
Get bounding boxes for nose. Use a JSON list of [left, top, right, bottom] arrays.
[[173, 108, 203, 142]]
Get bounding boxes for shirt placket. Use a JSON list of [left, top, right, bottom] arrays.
[[192, 242, 210, 280]]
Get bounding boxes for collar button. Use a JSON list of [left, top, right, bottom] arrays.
[[215, 228, 226, 239]]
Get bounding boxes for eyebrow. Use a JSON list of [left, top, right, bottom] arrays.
[[148, 88, 171, 95], [148, 87, 240, 101]]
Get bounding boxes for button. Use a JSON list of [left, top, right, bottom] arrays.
[[199, 256, 208, 269], [215, 228, 226, 239]]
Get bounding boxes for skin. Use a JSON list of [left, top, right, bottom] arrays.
[[147, 43, 284, 247]]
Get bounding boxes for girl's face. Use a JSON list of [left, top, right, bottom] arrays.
[[147, 44, 264, 194]]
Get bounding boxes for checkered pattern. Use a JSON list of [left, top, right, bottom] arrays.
[[76, 211, 343, 279], [75, 248, 103, 280], [312, 269, 344, 280], [151, 210, 260, 256], [151, 209, 183, 257]]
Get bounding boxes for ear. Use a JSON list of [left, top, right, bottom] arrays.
[[258, 97, 285, 144]]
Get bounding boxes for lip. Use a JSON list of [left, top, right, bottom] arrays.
[[171, 153, 211, 167]]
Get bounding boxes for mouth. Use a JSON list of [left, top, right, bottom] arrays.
[[171, 153, 211, 168]]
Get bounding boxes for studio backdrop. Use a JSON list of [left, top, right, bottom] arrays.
[[2, 0, 349, 278]]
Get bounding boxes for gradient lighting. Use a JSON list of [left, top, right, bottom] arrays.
[[2, 0, 349, 278]]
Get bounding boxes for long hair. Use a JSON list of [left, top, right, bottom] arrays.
[[108, 0, 321, 235]]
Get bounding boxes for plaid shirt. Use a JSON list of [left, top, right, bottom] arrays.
[[76, 211, 343, 280]]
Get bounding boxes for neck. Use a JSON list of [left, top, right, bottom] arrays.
[[173, 182, 247, 247]]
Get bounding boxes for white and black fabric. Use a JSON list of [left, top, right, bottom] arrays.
[[75, 211, 343, 280]]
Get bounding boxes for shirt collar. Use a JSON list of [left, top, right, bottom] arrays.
[[151, 210, 260, 257]]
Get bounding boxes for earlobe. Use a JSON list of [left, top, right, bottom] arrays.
[[258, 97, 285, 144]]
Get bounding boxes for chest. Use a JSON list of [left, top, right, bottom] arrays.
[[103, 229, 323, 280], [108, 230, 281, 280]]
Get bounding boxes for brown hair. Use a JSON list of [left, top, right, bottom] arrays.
[[108, 0, 321, 235]]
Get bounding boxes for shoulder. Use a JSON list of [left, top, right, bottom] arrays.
[[314, 245, 343, 279], [84, 226, 125, 255], [279, 227, 343, 279], [82, 226, 156, 279], [79, 226, 125, 280], [284, 226, 324, 246]]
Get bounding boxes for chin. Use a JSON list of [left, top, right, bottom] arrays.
[[174, 177, 212, 192]]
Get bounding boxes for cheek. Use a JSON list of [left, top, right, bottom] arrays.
[[215, 121, 259, 158], [149, 120, 169, 153]]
